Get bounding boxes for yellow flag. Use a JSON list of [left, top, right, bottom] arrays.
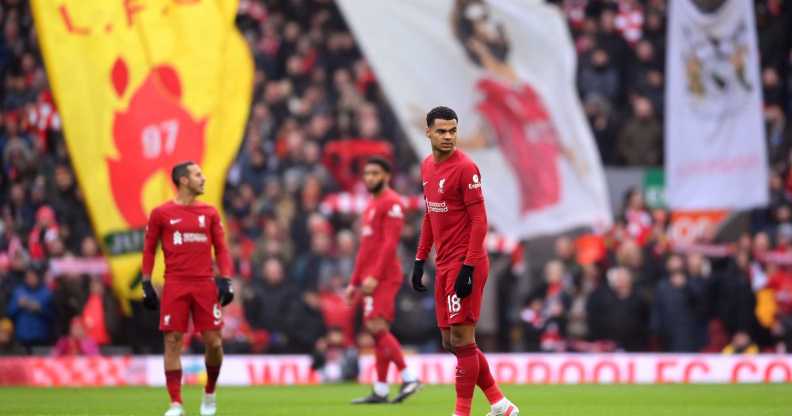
[[32, 0, 253, 313]]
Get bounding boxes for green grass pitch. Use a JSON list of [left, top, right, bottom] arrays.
[[1, 383, 790, 415]]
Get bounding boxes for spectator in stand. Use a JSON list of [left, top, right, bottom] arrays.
[[290, 229, 337, 291], [588, 267, 648, 351], [284, 290, 327, 354], [6, 268, 52, 350], [334, 229, 356, 283], [2, 115, 35, 182], [762, 67, 784, 107], [616, 239, 652, 293], [527, 261, 572, 351], [583, 94, 620, 165], [595, 6, 632, 88], [7, 182, 34, 236], [622, 187, 652, 244], [578, 48, 621, 105], [617, 96, 662, 166], [0, 317, 25, 355], [48, 164, 91, 253], [318, 268, 355, 346], [627, 41, 660, 90], [584, 263, 609, 344], [554, 236, 582, 289], [765, 105, 792, 167], [519, 296, 546, 352], [714, 251, 758, 339], [252, 219, 295, 267], [0, 252, 13, 316], [651, 255, 709, 352], [391, 281, 437, 352], [52, 260, 87, 338], [79, 278, 121, 347], [244, 257, 297, 353], [641, 6, 666, 54], [312, 327, 359, 383], [768, 261, 792, 350], [238, 146, 271, 193], [627, 40, 664, 113], [52, 317, 98, 357]]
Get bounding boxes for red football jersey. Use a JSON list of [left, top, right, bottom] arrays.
[[142, 201, 232, 280], [351, 188, 405, 285], [416, 149, 488, 267]]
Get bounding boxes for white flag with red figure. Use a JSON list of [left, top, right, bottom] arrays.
[[338, 0, 612, 239]]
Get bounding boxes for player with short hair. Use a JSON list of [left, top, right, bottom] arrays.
[[347, 156, 421, 404], [141, 161, 234, 416], [412, 107, 519, 416]]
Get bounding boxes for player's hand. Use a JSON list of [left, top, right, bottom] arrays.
[[455, 265, 474, 298], [216, 277, 234, 306], [411, 260, 427, 292], [142, 280, 159, 310], [361, 277, 378, 295], [344, 285, 357, 304]]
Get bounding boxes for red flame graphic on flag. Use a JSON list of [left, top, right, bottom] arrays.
[[107, 58, 207, 227]]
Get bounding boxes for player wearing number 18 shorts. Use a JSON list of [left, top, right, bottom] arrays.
[[346, 157, 421, 405], [141, 161, 235, 416], [412, 107, 519, 416]]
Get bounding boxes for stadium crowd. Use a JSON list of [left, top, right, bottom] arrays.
[[0, 0, 790, 359]]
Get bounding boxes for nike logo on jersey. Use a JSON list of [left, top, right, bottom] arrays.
[[169, 219, 182, 225], [422, 181, 429, 187], [449, 313, 459, 319]]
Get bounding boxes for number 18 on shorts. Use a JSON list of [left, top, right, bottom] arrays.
[[434, 262, 487, 328]]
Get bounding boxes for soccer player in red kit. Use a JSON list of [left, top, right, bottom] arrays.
[[347, 157, 421, 404], [141, 161, 234, 416], [412, 107, 519, 416]]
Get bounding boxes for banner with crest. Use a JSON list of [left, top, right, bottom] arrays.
[[665, 0, 767, 210], [32, 0, 252, 312]]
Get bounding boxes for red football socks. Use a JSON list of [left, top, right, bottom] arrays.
[[477, 348, 504, 404], [374, 330, 407, 382], [374, 331, 389, 382], [165, 369, 183, 404], [453, 343, 479, 416], [382, 331, 407, 371], [205, 364, 221, 394]]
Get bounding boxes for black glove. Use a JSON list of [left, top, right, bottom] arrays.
[[411, 260, 427, 292], [216, 277, 234, 306], [454, 265, 474, 298], [142, 280, 159, 310]]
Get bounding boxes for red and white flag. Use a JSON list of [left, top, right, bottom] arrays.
[[338, 0, 611, 239]]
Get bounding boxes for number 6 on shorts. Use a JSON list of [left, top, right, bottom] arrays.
[[364, 296, 374, 316]]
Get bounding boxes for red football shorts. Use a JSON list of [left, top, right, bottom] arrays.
[[159, 278, 222, 333], [362, 279, 401, 322], [434, 258, 489, 329]]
